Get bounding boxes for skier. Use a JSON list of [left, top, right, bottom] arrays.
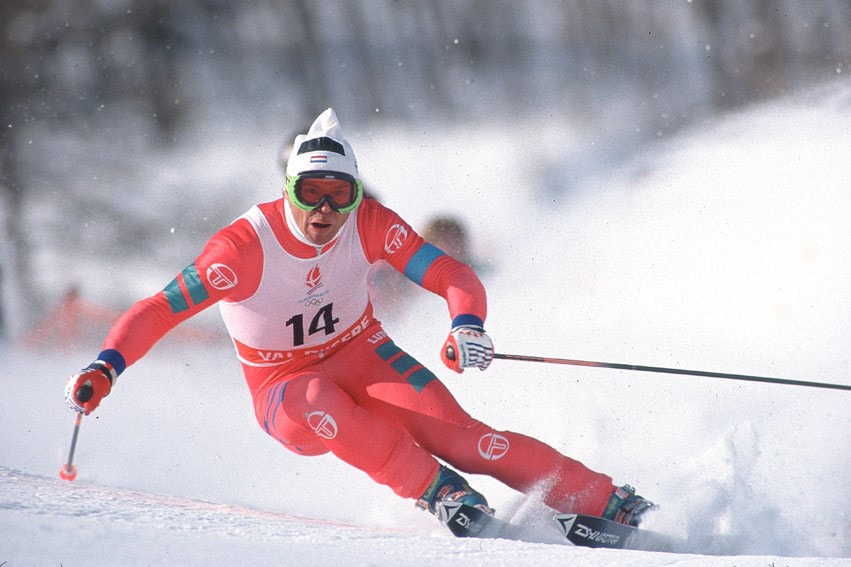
[[65, 108, 653, 527]]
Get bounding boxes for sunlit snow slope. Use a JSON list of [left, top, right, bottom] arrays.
[[2, 84, 849, 565]]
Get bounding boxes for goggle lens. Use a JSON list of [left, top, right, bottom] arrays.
[[287, 172, 362, 213]]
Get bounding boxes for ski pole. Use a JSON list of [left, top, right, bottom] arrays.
[[59, 411, 83, 481], [493, 353, 851, 392], [59, 380, 92, 481]]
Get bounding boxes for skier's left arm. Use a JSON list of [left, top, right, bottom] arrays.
[[421, 252, 494, 373], [358, 201, 493, 373]]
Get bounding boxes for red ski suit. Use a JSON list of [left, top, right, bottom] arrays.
[[98, 197, 616, 514]]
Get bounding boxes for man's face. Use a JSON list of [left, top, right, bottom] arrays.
[[286, 177, 352, 245]]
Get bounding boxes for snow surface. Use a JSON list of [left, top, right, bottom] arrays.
[[2, 84, 850, 565]]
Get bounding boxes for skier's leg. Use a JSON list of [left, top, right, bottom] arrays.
[[419, 416, 617, 516], [255, 370, 439, 500], [252, 379, 329, 455], [379, 382, 614, 515], [335, 336, 616, 515]]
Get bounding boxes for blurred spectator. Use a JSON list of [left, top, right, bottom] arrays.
[[18, 287, 121, 350], [18, 286, 220, 350], [370, 213, 478, 323], [422, 215, 473, 266]]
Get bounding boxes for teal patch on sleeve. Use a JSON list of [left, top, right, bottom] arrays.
[[181, 264, 210, 306], [163, 277, 189, 313], [403, 243, 445, 286], [391, 354, 419, 376], [375, 341, 402, 361], [407, 368, 437, 393]]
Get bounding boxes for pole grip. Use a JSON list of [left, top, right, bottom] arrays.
[[445, 345, 456, 361], [76, 384, 94, 403]]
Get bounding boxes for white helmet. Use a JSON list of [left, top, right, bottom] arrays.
[[285, 108, 358, 178]]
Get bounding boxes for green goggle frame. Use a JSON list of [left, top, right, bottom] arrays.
[[285, 171, 363, 213]]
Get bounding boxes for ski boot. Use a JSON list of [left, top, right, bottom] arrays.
[[601, 484, 655, 527], [416, 465, 494, 518]]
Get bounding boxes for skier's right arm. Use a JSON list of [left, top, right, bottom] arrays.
[[65, 218, 262, 414]]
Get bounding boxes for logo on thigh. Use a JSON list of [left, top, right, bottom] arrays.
[[477, 433, 509, 460], [306, 411, 338, 440]]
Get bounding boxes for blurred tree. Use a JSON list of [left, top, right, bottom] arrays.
[[0, 0, 49, 337], [132, 1, 188, 142], [0, 0, 188, 337], [694, 0, 849, 109]]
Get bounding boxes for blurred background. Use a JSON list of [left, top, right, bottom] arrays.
[[1, 0, 849, 339]]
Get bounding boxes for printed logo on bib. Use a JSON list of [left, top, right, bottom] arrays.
[[300, 264, 327, 307], [305, 264, 322, 292], [306, 411, 338, 439], [384, 224, 408, 254], [477, 433, 510, 460], [206, 263, 238, 290]]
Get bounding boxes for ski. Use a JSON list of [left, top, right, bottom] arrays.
[[440, 502, 686, 552], [438, 502, 557, 544], [439, 501, 512, 539], [553, 513, 685, 552]]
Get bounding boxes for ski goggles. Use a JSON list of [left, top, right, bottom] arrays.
[[286, 171, 363, 213]]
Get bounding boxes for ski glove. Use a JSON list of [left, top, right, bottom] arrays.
[[441, 325, 494, 373], [65, 361, 116, 414]]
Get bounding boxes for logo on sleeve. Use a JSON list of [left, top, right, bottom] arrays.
[[206, 263, 238, 290], [477, 433, 510, 460], [384, 224, 408, 254], [306, 411, 338, 439]]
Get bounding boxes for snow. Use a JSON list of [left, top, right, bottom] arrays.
[[1, 468, 847, 567], [2, 84, 850, 565]]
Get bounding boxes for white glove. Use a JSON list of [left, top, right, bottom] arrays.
[[441, 325, 494, 373]]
